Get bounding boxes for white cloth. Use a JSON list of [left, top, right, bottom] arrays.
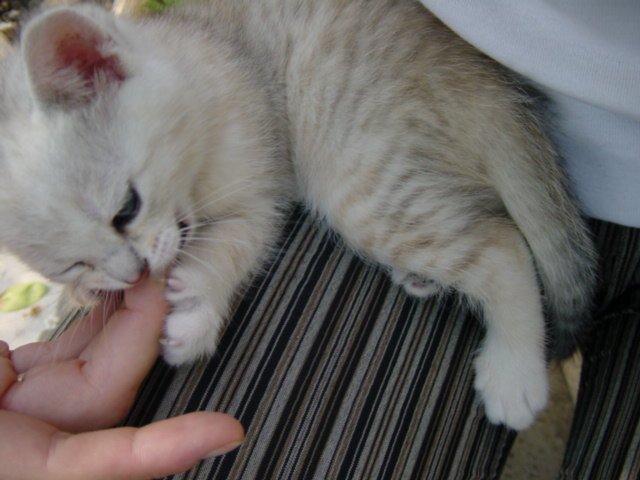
[[421, 0, 640, 227]]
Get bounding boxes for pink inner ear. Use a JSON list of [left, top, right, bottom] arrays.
[[24, 10, 128, 107], [56, 33, 126, 86]]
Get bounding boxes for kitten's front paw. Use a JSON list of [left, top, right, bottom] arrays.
[[473, 345, 549, 431], [161, 270, 224, 366], [162, 305, 223, 366]]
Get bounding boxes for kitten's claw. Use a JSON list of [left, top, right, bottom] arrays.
[[167, 276, 186, 292], [159, 336, 182, 347]]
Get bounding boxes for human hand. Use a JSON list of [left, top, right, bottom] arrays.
[[0, 278, 244, 480]]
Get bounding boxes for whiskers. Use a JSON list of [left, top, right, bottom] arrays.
[[186, 234, 254, 249], [175, 177, 263, 228], [174, 247, 228, 285]]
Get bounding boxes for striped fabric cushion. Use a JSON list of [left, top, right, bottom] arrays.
[[125, 207, 514, 479], [560, 222, 640, 480]]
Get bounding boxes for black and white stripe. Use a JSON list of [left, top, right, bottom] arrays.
[[560, 221, 640, 480], [125, 207, 515, 479]]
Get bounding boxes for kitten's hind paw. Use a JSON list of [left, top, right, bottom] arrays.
[[474, 346, 549, 431], [391, 269, 441, 298]]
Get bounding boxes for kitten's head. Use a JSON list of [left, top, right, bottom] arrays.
[[0, 6, 198, 302]]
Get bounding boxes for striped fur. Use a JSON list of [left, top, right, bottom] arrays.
[[0, 0, 596, 430]]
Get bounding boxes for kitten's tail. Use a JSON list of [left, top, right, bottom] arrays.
[[488, 106, 598, 359]]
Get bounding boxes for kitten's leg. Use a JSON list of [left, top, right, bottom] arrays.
[[454, 225, 549, 430], [402, 224, 548, 430], [162, 215, 279, 365], [349, 217, 548, 430]]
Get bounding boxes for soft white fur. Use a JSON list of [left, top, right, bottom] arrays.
[[0, 5, 290, 365]]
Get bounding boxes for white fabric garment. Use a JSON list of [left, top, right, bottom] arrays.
[[421, 0, 640, 227]]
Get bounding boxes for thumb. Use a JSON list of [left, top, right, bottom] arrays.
[[1, 411, 244, 480], [54, 412, 245, 480]]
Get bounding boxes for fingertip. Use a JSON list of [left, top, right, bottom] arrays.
[[181, 412, 246, 462], [205, 438, 244, 458], [193, 412, 245, 458], [197, 411, 246, 445], [123, 277, 168, 315], [174, 412, 245, 447], [130, 412, 245, 477]]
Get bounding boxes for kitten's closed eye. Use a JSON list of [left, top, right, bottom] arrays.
[[55, 261, 91, 282], [112, 185, 141, 233], [62, 261, 89, 274]]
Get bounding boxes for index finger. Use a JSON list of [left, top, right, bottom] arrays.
[[78, 278, 169, 408], [0, 409, 244, 480]]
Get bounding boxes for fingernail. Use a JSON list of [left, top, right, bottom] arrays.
[[205, 439, 244, 459]]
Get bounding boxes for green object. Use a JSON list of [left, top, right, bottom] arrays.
[[0, 282, 49, 313], [144, 0, 181, 13]]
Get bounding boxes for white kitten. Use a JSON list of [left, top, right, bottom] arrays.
[[0, 1, 596, 430]]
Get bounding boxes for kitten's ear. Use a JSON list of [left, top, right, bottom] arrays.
[[22, 8, 127, 110]]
